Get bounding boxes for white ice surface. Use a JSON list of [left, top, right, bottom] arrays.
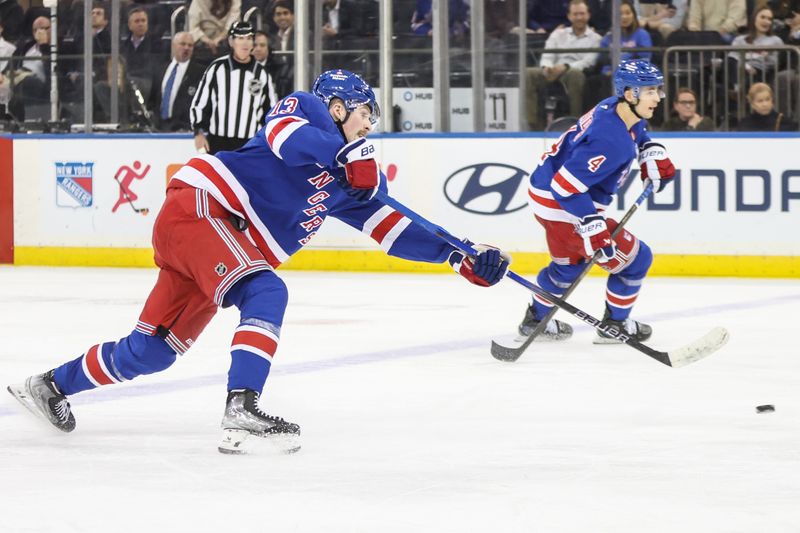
[[1, 266, 798, 533]]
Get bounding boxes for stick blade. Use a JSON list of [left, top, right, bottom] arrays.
[[490, 337, 526, 362], [668, 327, 730, 368]]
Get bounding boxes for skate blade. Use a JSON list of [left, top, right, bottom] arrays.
[[7, 382, 75, 433], [218, 429, 250, 455], [7, 382, 39, 416], [218, 428, 301, 455], [6, 382, 48, 422]]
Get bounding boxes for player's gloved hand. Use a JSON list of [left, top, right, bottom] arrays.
[[335, 138, 380, 202], [638, 142, 675, 193], [577, 214, 615, 263], [448, 240, 512, 287]]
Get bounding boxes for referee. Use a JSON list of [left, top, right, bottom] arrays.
[[190, 21, 273, 154]]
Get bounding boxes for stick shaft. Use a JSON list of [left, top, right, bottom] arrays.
[[493, 181, 653, 361], [373, 187, 673, 366]]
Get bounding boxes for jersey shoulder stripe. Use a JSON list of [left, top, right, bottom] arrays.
[[172, 155, 289, 268], [264, 116, 309, 158]]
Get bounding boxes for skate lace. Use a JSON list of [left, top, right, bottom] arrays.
[[251, 393, 286, 424], [53, 399, 71, 422]]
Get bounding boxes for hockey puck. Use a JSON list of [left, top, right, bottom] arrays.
[[756, 404, 775, 413]]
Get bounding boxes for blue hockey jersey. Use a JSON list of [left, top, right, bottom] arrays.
[[529, 96, 651, 224], [171, 91, 452, 268]]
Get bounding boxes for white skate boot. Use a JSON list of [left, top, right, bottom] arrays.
[[218, 389, 300, 455], [7, 370, 76, 432]]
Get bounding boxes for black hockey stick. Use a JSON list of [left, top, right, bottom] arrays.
[[114, 176, 150, 215], [490, 181, 654, 362], [373, 189, 729, 368]]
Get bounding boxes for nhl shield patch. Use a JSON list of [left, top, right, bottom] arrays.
[[215, 263, 228, 276], [248, 79, 264, 95], [56, 162, 94, 207]]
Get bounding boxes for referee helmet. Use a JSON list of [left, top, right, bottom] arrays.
[[229, 21, 255, 38]]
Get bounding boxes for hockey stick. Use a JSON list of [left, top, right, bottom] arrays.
[[373, 189, 729, 368], [490, 181, 654, 362], [114, 176, 150, 216]]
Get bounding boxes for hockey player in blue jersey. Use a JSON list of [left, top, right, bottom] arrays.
[[7, 69, 511, 454], [520, 59, 676, 343]]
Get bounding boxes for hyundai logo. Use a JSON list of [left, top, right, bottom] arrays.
[[443, 163, 529, 215]]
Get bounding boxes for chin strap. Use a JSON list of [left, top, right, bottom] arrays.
[[330, 104, 351, 141], [620, 96, 646, 120]]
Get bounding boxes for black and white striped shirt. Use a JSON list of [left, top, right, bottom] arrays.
[[190, 55, 273, 139]]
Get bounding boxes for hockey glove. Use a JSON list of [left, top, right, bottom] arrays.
[[638, 142, 675, 193], [336, 138, 380, 202], [448, 241, 512, 287], [577, 214, 615, 263]]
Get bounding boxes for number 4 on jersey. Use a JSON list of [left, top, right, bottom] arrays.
[[587, 155, 606, 173]]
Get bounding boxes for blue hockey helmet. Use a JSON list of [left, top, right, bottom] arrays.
[[312, 69, 380, 126], [613, 59, 665, 99]]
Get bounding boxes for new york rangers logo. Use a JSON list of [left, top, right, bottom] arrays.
[[55, 162, 94, 207]]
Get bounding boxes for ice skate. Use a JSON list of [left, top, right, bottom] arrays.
[[7, 370, 76, 433], [518, 305, 573, 341], [593, 306, 653, 344], [218, 389, 300, 455]]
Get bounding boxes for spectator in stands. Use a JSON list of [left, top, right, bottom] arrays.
[[728, 7, 783, 78], [411, 0, 470, 37], [527, 0, 570, 33], [640, 0, 687, 39], [253, 29, 270, 67], [768, 0, 800, 20], [0, 15, 51, 121], [661, 87, 715, 130], [81, 2, 112, 82], [188, 0, 242, 65], [0, 14, 16, 73], [583, 0, 651, 101], [525, 0, 601, 130], [739, 81, 798, 130], [486, 0, 520, 38], [59, 3, 111, 90], [253, 29, 278, 106], [270, 0, 294, 99], [86, 4, 122, 122], [121, 6, 165, 103], [0, 0, 23, 44], [687, 0, 746, 43], [322, 0, 373, 40], [598, 0, 652, 74], [153, 31, 205, 131], [775, 7, 800, 120]]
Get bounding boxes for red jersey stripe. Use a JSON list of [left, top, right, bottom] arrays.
[[528, 189, 562, 209], [606, 291, 638, 306], [553, 172, 581, 195], [267, 117, 301, 148], [370, 211, 404, 243], [85, 345, 114, 386], [232, 330, 278, 355], [186, 158, 282, 268]]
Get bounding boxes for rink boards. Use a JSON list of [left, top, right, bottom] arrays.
[[0, 132, 797, 277]]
